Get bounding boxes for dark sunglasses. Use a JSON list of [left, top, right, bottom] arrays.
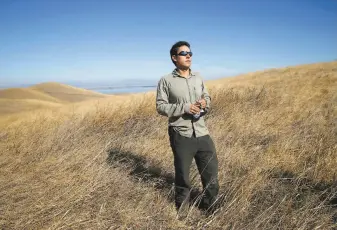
[[177, 51, 193, 57]]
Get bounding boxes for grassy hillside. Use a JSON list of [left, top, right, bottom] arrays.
[[0, 87, 62, 102], [0, 98, 61, 115], [0, 61, 336, 229], [0, 82, 108, 124], [29, 82, 106, 102]]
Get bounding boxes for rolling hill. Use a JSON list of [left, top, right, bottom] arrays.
[[29, 82, 106, 102], [0, 82, 107, 117], [0, 87, 61, 102]]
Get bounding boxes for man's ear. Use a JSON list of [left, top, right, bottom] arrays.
[[171, 55, 177, 63]]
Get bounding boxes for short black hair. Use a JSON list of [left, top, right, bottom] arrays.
[[170, 41, 190, 66]]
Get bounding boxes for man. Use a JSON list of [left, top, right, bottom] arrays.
[[156, 41, 219, 215]]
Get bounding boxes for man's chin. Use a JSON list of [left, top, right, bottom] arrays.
[[177, 63, 191, 70], [182, 64, 191, 69]]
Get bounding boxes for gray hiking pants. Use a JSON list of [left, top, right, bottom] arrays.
[[168, 126, 219, 210]]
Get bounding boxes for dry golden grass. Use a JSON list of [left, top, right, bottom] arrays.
[[0, 99, 61, 116], [0, 61, 336, 229]]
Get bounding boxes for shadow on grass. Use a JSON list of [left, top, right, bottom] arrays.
[[106, 148, 202, 204]]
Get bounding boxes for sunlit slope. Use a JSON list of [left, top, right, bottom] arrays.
[[207, 61, 337, 90], [0, 98, 61, 115], [0, 87, 61, 102], [29, 82, 106, 102], [0, 82, 108, 117]]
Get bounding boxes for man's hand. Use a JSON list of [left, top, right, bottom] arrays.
[[189, 104, 201, 115], [197, 99, 207, 109]]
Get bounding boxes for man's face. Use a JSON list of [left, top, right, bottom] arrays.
[[172, 45, 192, 69]]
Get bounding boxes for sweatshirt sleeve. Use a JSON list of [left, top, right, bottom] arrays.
[[156, 78, 191, 117]]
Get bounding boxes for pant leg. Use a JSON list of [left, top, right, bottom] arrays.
[[194, 134, 219, 209], [168, 127, 196, 209]]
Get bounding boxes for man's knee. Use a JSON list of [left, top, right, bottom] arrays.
[[173, 151, 194, 187], [174, 167, 191, 188]]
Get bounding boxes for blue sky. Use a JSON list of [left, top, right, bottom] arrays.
[[0, 0, 336, 87]]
